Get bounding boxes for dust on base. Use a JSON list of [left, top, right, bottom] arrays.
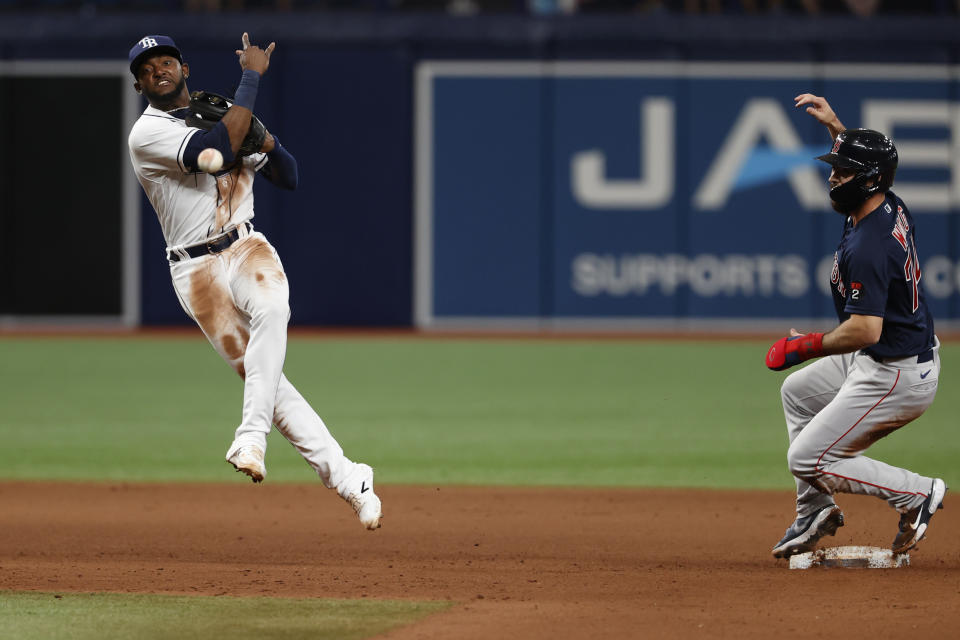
[[789, 546, 909, 570]]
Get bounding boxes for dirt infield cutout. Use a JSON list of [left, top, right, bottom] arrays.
[[1, 482, 957, 639]]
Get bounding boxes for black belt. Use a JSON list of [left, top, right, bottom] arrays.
[[864, 349, 933, 364], [169, 223, 250, 262]]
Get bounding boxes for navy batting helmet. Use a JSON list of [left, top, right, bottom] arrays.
[[816, 128, 898, 212]]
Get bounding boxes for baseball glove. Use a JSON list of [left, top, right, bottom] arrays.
[[185, 90, 266, 157]]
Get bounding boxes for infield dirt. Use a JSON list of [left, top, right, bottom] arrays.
[[1, 482, 957, 639]]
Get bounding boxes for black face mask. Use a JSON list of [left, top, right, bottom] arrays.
[[829, 182, 865, 213], [828, 170, 880, 214]]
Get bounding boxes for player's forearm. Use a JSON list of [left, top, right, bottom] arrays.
[[222, 107, 254, 153], [822, 314, 882, 354], [263, 138, 298, 190], [826, 118, 846, 141], [222, 68, 261, 154]]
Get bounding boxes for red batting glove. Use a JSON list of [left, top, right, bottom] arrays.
[[765, 333, 825, 371]]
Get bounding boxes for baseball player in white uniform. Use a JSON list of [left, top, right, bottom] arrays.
[[765, 94, 946, 558], [126, 33, 382, 530]]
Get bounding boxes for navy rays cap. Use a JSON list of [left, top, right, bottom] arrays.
[[129, 35, 182, 76]]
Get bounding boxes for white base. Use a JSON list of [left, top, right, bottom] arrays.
[[789, 546, 909, 569]]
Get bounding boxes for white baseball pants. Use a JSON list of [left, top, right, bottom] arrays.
[[780, 341, 940, 517], [169, 229, 354, 488]]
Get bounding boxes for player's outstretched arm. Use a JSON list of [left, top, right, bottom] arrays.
[[219, 33, 276, 155], [795, 93, 846, 140]]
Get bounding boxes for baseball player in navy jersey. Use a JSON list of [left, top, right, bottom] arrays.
[[765, 94, 946, 558], [126, 34, 382, 530]]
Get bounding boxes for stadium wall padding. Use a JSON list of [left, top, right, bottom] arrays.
[[2, 13, 959, 327]]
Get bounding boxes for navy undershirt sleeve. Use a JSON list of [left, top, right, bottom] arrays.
[[259, 137, 298, 190], [182, 121, 235, 172]]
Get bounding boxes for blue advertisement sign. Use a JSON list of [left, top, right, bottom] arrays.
[[415, 62, 960, 328]]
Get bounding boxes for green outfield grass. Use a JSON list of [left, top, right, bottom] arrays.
[[1, 335, 956, 490], [2, 334, 956, 638], [0, 591, 450, 640]]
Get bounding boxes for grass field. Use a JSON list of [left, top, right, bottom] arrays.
[[0, 591, 450, 640], [1, 334, 957, 488], [0, 337, 960, 488], [2, 334, 958, 638]]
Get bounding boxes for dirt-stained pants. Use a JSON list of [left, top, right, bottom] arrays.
[[169, 229, 355, 488]]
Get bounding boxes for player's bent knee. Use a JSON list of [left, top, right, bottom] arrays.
[[779, 371, 816, 419], [779, 370, 805, 404], [786, 441, 819, 480]]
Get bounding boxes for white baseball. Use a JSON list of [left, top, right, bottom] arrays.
[[197, 148, 224, 173]]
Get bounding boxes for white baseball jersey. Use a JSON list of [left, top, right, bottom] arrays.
[[125, 82, 379, 529], [127, 105, 267, 249]]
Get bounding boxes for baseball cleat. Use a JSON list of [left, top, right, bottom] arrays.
[[892, 478, 947, 554], [772, 504, 844, 558], [337, 463, 382, 530], [227, 445, 266, 483]]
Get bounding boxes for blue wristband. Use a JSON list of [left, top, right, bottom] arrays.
[[233, 69, 260, 111]]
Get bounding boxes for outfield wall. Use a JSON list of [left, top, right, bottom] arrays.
[[416, 60, 960, 330], [1, 13, 959, 328]]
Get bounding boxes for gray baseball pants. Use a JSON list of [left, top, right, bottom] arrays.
[[780, 339, 940, 517]]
